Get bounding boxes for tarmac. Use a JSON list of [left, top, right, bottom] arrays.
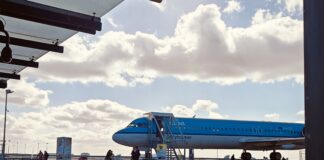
[[4, 154, 268, 160]]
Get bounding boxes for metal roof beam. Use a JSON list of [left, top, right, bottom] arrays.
[[0, 72, 20, 80], [0, 35, 64, 53], [150, 0, 163, 3], [0, 80, 7, 88], [5, 59, 39, 68], [0, 0, 101, 34]]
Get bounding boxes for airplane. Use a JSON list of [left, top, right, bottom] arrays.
[[112, 112, 304, 160]]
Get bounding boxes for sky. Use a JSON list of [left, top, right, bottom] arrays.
[[0, 0, 305, 159]]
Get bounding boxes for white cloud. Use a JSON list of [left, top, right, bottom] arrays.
[[251, 9, 283, 25], [163, 99, 226, 119], [106, 17, 121, 28], [3, 98, 226, 155], [278, 0, 303, 13], [223, 0, 242, 13], [2, 78, 52, 107], [296, 110, 304, 123], [4, 99, 144, 155], [264, 113, 280, 121], [26, 4, 303, 87], [192, 100, 218, 111], [296, 110, 304, 117], [28, 33, 158, 87], [162, 105, 196, 117]]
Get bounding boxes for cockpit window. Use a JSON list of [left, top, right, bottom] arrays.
[[127, 122, 147, 128], [138, 123, 147, 128], [128, 123, 138, 127]]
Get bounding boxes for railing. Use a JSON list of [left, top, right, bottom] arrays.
[[146, 112, 188, 160]]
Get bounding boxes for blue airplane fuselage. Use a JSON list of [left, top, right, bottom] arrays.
[[113, 117, 304, 150]]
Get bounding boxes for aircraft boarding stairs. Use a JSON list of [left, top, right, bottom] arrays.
[[146, 112, 187, 160]]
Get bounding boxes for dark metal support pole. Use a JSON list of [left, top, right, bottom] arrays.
[[304, 0, 324, 159], [1, 92, 8, 160]]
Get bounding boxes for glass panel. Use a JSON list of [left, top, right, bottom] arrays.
[[0, 0, 123, 79]]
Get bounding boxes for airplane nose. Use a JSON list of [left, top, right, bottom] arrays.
[[112, 132, 120, 143], [112, 131, 122, 144], [112, 129, 147, 147], [112, 130, 134, 146]]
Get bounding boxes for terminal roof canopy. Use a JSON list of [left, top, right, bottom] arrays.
[[0, 0, 124, 88]]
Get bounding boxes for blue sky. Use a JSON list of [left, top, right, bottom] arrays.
[[1, 0, 304, 158]]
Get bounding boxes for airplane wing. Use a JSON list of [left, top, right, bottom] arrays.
[[239, 137, 305, 150]]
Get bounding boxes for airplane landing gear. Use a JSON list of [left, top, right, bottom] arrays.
[[241, 150, 252, 160], [269, 151, 282, 160]]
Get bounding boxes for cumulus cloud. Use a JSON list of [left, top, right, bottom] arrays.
[[264, 113, 280, 121], [223, 0, 242, 13], [3, 99, 144, 155], [26, 4, 303, 86], [278, 0, 303, 13], [163, 99, 227, 119], [0, 79, 52, 107], [192, 100, 218, 111], [27, 33, 157, 87], [296, 110, 304, 123], [162, 105, 196, 117], [3, 98, 227, 154], [106, 16, 121, 28], [296, 110, 304, 117]]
